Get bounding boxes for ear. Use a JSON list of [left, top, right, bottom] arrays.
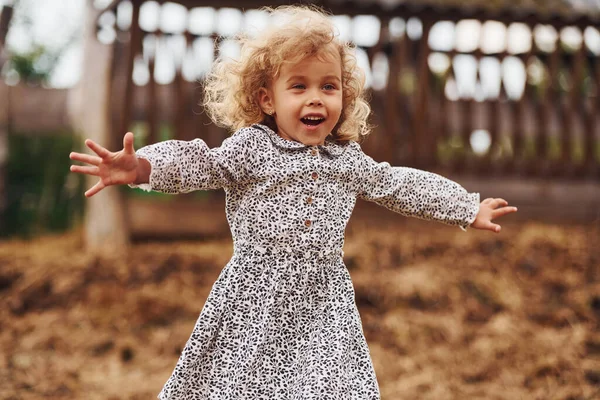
[[258, 87, 274, 115]]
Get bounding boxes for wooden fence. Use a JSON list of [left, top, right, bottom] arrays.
[[100, 1, 600, 181]]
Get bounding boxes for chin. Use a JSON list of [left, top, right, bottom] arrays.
[[300, 136, 326, 146], [300, 129, 330, 145]]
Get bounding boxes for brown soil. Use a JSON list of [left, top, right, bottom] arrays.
[[1, 214, 599, 400]]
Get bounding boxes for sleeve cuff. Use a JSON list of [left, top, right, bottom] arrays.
[[128, 182, 153, 192], [127, 154, 153, 192], [459, 192, 480, 232]]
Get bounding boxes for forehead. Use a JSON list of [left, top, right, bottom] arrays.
[[279, 49, 342, 78]]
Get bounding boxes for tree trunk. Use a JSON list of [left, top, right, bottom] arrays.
[[0, 82, 8, 235], [0, 5, 13, 53], [68, 0, 129, 253], [0, 5, 13, 235]]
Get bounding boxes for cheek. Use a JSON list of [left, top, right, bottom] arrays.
[[334, 97, 343, 114], [282, 96, 302, 107]]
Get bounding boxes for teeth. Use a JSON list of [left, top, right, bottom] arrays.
[[304, 116, 324, 120]]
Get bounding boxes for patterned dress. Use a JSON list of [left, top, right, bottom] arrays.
[[130, 124, 480, 400]]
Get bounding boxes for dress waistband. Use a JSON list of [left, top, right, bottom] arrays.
[[233, 241, 344, 261]]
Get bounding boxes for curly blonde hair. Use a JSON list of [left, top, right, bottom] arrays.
[[203, 5, 371, 143]]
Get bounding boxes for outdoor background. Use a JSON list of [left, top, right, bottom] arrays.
[[0, 0, 599, 399]]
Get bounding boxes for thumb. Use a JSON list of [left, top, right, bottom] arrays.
[[123, 132, 135, 155]]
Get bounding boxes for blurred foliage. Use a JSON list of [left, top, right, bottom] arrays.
[[2, 0, 78, 86], [5, 45, 56, 85], [3, 131, 85, 238]]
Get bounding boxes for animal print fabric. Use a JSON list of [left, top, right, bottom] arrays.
[[130, 124, 480, 399]]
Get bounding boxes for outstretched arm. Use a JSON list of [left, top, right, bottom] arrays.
[[352, 143, 516, 232], [70, 127, 261, 196]]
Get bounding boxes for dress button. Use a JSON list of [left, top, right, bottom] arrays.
[[311, 172, 318, 180], [304, 219, 312, 227], [306, 196, 313, 204], [311, 148, 318, 156]]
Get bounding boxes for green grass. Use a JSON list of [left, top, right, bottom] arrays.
[[3, 129, 211, 238], [4, 131, 86, 238]]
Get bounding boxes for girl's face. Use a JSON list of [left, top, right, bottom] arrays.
[[259, 52, 343, 146]]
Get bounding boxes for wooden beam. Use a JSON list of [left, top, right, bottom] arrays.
[[146, 35, 158, 145], [569, 40, 586, 178], [535, 53, 549, 177], [123, 0, 600, 26], [382, 20, 401, 165], [514, 35, 535, 176], [120, 2, 142, 141], [413, 19, 433, 169]]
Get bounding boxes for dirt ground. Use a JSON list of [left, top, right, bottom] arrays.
[[1, 212, 599, 400]]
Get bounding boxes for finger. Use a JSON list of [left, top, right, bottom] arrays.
[[123, 132, 136, 155], [70, 165, 100, 176], [70, 152, 102, 166], [488, 223, 501, 233], [482, 198, 494, 204], [492, 206, 518, 219], [85, 139, 110, 158], [85, 180, 106, 197], [495, 198, 508, 207]]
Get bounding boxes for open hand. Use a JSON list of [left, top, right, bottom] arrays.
[[471, 198, 518, 233], [69, 132, 139, 197]]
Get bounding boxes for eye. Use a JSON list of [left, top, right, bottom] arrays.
[[291, 84, 305, 89], [323, 83, 337, 91]]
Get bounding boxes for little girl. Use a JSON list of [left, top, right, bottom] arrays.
[[70, 5, 517, 399]]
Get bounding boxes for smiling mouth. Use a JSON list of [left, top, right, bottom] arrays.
[[301, 116, 325, 126]]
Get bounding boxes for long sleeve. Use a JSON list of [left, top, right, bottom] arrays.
[[353, 144, 480, 231], [129, 127, 260, 194]]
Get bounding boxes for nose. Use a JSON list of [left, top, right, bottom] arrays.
[[306, 88, 324, 106], [307, 96, 323, 107]]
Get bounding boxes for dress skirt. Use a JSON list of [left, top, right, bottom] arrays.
[[157, 244, 381, 400]]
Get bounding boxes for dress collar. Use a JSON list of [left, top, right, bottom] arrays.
[[252, 124, 347, 158]]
